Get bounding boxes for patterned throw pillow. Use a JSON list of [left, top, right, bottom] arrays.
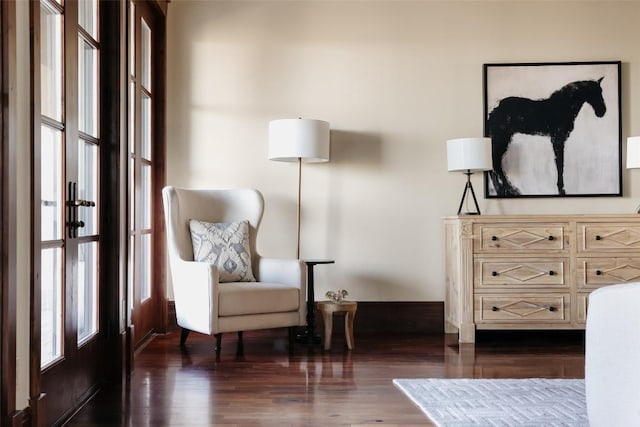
[[189, 219, 256, 282]]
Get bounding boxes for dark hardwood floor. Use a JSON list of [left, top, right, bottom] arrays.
[[65, 329, 585, 426]]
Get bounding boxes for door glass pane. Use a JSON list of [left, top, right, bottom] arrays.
[[79, 37, 98, 137], [79, 0, 98, 40], [41, 1, 63, 121], [129, 158, 135, 229], [141, 18, 151, 91], [78, 140, 98, 236], [141, 163, 151, 229], [129, 1, 135, 77], [141, 233, 151, 301], [78, 242, 98, 343], [41, 125, 63, 241], [129, 235, 134, 312], [141, 93, 151, 159], [129, 81, 135, 154], [41, 247, 63, 367]]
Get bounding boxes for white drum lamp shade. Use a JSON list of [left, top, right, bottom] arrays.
[[447, 137, 493, 172], [626, 136, 640, 169], [268, 119, 330, 163]]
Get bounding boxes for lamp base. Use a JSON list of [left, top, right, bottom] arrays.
[[457, 170, 482, 216]]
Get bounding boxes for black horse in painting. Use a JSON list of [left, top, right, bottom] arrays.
[[487, 77, 607, 196]]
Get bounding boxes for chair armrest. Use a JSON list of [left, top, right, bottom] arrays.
[[255, 257, 307, 325], [170, 258, 220, 335], [256, 257, 306, 288]]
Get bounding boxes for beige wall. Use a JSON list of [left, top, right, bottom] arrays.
[[166, 0, 640, 302]]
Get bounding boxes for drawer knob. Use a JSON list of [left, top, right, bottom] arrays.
[[548, 270, 555, 276], [595, 235, 602, 240], [491, 306, 499, 312], [491, 271, 498, 277], [596, 270, 602, 276], [548, 306, 556, 312], [491, 236, 498, 241], [548, 235, 554, 241]]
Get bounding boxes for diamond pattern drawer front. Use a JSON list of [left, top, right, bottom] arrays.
[[579, 224, 640, 251], [577, 258, 640, 288], [476, 260, 567, 288], [476, 295, 568, 323], [477, 225, 567, 252]]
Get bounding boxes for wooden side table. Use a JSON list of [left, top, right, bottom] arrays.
[[317, 301, 357, 351]]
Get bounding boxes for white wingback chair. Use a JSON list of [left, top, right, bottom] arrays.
[[585, 283, 640, 425], [162, 186, 306, 358]]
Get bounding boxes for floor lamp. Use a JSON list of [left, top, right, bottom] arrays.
[[268, 118, 330, 259], [626, 136, 640, 213], [447, 137, 493, 215]]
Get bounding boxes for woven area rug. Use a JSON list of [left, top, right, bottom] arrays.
[[393, 378, 588, 427]]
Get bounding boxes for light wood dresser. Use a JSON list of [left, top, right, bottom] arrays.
[[444, 214, 640, 343]]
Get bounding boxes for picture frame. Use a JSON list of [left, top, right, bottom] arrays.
[[483, 61, 622, 198]]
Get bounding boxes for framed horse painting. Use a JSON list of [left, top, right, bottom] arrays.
[[483, 61, 622, 198]]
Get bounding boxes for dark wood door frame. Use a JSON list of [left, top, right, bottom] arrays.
[[1, 0, 19, 425], [129, 0, 167, 350], [100, 0, 129, 385]]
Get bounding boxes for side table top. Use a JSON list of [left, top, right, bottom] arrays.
[[302, 259, 335, 266], [317, 300, 357, 312]]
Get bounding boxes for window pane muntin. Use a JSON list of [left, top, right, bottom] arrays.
[[41, 247, 63, 367], [78, 241, 99, 343], [41, 125, 63, 241], [78, 36, 98, 138], [41, 1, 63, 122], [78, 139, 98, 236]]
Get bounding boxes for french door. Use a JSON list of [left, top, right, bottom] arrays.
[[128, 0, 165, 348], [34, 0, 103, 425]]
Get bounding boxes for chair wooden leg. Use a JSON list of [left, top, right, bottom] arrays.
[[214, 333, 222, 361], [180, 328, 190, 346], [236, 331, 244, 357]]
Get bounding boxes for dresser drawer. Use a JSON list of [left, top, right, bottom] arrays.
[[577, 258, 640, 288], [476, 224, 567, 252], [475, 294, 569, 323], [578, 223, 640, 252], [476, 259, 567, 289]]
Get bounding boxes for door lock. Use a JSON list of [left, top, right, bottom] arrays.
[[67, 182, 95, 238]]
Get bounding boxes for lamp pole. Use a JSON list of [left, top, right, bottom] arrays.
[[296, 157, 301, 259]]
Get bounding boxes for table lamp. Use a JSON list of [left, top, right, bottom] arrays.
[[268, 118, 330, 258], [447, 137, 493, 215]]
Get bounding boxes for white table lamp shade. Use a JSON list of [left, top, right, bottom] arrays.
[[626, 136, 640, 169], [268, 119, 330, 163], [447, 137, 493, 172]]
